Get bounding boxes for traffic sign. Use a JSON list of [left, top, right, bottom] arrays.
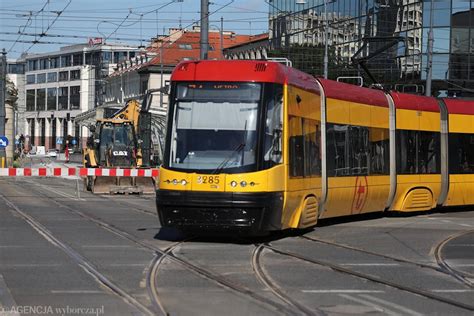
[[0, 136, 9, 148], [56, 137, 63, 145], [71, 139, 77, 145]]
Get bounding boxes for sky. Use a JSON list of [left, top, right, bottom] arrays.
[[0, 0, 269, 59]]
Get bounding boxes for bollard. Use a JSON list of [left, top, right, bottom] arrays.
[[1, 157, 4, 168]]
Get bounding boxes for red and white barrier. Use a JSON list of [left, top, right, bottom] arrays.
[[0, 168, 159, 177]]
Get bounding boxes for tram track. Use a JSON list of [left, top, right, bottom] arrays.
[[435, 229, 474, 287], [260, 242, 474, 312], [252, 244, 324, 316], [9, 179, 302, 315], [299, 234, 474, 288], [7, 177, 474, 314], [0, 191, 156, 316]]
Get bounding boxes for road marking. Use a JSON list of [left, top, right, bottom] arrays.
[[50, 290, 103, 294], [339, 294, 397, 315], [450, 264, 474, 267], [81, 245, 135, 248], [431, 289, 474, 293], [450, 244, 474, 247], [341, 263, 400, 266], [0, 264, 62, 267], [108, 263, 147, 267], [23, 179, 85, 201], [303, 290, 385, 294], [360, 294, 424, 316]]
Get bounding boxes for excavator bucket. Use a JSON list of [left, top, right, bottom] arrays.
[[88, 176, 156, 194]]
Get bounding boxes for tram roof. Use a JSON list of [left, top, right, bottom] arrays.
[[317, 79, 389, 108], [171, 60, 320, 93], [442, 98, 474, 115], [390, 92, 440, 112]]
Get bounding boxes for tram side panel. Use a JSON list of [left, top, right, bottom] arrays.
[[319, 80, 391, 219], [443, 99, 474, 207], [282, 84, 322, 229], [389, 93, 442, 212]]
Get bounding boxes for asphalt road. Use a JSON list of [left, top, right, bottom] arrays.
[[0, 175, 473, 316]]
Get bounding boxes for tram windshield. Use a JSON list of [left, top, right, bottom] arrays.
[[168, 82, 262, 173]]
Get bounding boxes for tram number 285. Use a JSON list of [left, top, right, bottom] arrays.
[[197, 175, 220, 185]]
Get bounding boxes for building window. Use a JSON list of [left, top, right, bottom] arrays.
[[26, 90, 35, 111], [49, 57, 59, 68], [58, 87, 69, 110], [59, 71, 69, 81], [113, 51, 127, 63], [27, 60, 37, 71], [8, 63, 25, 74], [26, 74, 35, 84], [39, 59, 49, 70], [70, 70, 80, 80], [47, 72, 57, 82], [47, 88, 57, 111], [102, 51, 112, 62], [37, 73, 46, 84], [60, 55, 71, 67], [36, 88, 46, 111], [70, 86, 80, 109], [73, 54, 83, 66]]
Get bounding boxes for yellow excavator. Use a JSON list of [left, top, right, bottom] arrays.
[[83, 92, 159, 194]]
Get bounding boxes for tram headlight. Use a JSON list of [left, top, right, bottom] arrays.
[[230, 181, 238, 187], [172, 179, 178, 185], [240, 181, 247, 187], [181, 179, 187, 186]]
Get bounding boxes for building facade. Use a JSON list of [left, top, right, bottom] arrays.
[[268, 0, 474, 97], [23, 41, 142, 150]]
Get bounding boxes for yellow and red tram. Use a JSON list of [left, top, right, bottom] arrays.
[[156, 60, 474, 234]]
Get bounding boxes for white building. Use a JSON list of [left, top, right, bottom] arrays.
[[23, 41, 143, 150]]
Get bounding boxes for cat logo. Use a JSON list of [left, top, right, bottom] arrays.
[[112, 151, 128, 156]]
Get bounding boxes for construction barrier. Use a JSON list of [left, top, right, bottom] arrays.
[[0, 168, 160, 177]]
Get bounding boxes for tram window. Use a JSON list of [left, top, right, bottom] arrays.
[[289, 117, 304, 177], [264, 86, 283, 167], [449, 133, 474, 174], [369, 127, 390, 175], [349, 126, 369, 175], [418, 132, 440, 174], [326, 123, 350, 176], [397, 130, 440, 174], [397, 130, 417, 174], [303, 119, 321, 176]]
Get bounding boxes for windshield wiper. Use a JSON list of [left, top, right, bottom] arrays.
[[212, 143, 245, 174]]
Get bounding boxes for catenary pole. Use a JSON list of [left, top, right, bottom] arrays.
[[0, 49, 7, 160], [200, 0, 209, 60]]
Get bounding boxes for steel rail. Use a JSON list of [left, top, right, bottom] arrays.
[[252, 244, 323, 316], [0, 192, 156, 316], [263, 243, 474, 312], [434, 229, 474, 287], [13, 179, 298, 316]]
